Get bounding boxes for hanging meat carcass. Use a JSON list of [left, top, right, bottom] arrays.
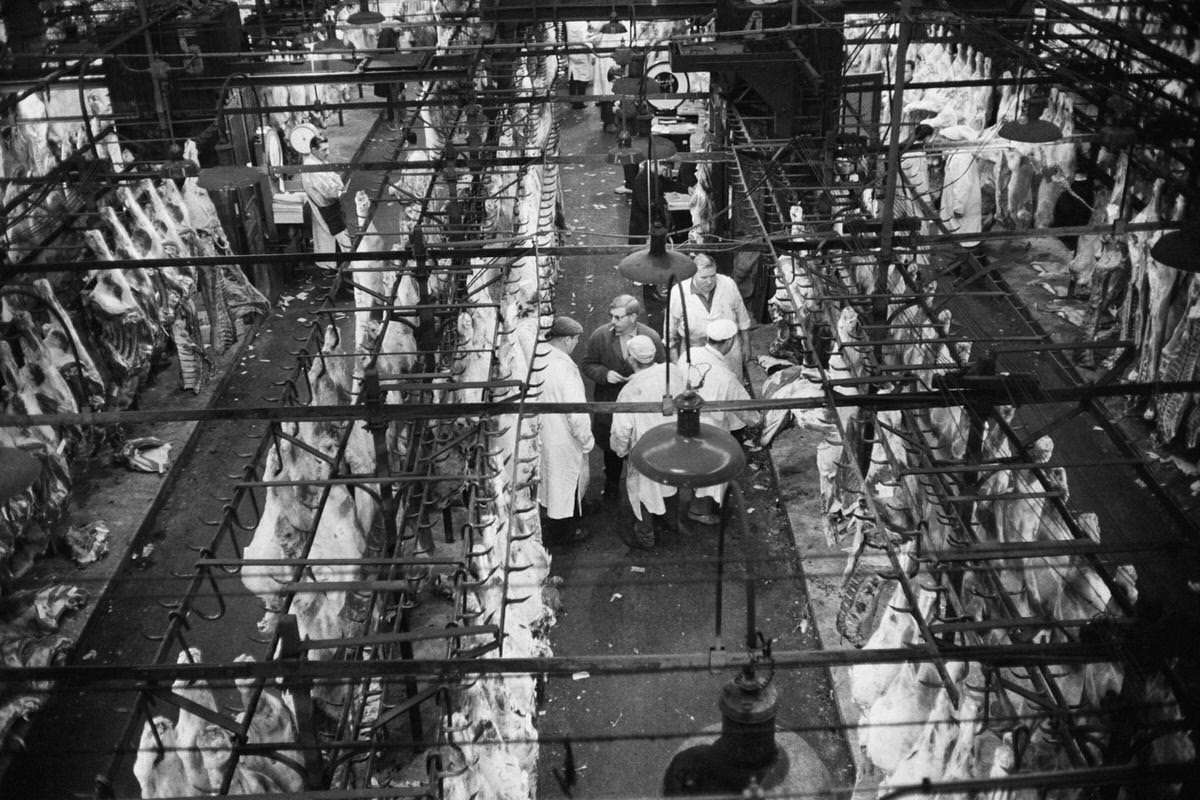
[[231, 654, 305, 791], [170, 647, 220, 794], [31, 279, 106, 410], [132, 717, 190, 799], [81, 230, 157, 409], [241, 326, 377, 674]]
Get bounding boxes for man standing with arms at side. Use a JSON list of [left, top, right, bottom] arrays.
[[668, 253, 753, 378], [611, 335, 688, 548], [680, 318, 762, 524], [580, 295, 665, 500], [537, 316, 594, 545], [301, 134, 352, 275]]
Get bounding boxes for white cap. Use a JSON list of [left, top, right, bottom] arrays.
[[704, 318, 738, 342], [627, 335, 657, 364]]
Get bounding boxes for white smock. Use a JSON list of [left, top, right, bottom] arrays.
[[301, 152, 352, 270], [668, 274, 753, 375], [565, 21, 593, 82], [591, 26, 627, 96], [610, 363, 688, 520], [682, 345, 755, 505], [536, 347, 595, 519]]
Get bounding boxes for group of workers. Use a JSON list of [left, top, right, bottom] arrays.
[[537, 254, 762, 551]]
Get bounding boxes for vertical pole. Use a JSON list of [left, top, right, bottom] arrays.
[[135, 0, 172, 142], [877, 0, 913, 266], [277, 615, 325, 789]]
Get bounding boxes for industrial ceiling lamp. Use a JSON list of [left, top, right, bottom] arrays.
[[617, 223, 695, 285], [998, 83, 1062, 143], [347, 0, 385, 26], [1150, 225, 1200, 272], [0, 447, 41, 504], [628, 389, 746, 488]]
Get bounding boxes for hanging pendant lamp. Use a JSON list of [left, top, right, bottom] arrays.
[[347, 0, 385, 26], [617, 223, 696, 285], [1150, 225, 1200, 272], [998, 92, 1062, 143], [629, 391, 746, 488]]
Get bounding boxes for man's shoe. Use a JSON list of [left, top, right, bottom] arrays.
[[620, 521, 656, 550], [687, 509, 721, 526], [614, 185, 633, 195], [547, 526, 592, 546], [603, 123, 619, 134]]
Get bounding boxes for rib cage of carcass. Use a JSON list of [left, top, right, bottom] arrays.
[[114, 24, 568, 799], [1, 140, 265, 593]]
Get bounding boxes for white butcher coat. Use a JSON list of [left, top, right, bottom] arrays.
[[610, 363, 688, 520], [683, 345, 754, 505], [591, 25, 627, 96], [537, 347, 595, 519], [668, 274, 753, 376], [565, 21, 593, 82], [937, 126, 983, 248], [301, 152, 351, 270]]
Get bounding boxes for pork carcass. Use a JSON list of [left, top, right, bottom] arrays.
[[756, 359, 831, 446], [861, 659, 952, 773], [879, 662, 966, 794], [231, 654, 305, 791], [196, 724, 284, 794], [241, 327, 376, 669], [171, 647, 220, 794], [132, 717, 190, 799], [848, 584, 935, 713]]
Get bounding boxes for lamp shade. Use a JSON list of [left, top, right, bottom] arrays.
[[997, 118, 1062, 143], [0, 447, 41, 503], [618, 226, 696, 285], [1150, 226, 1200, 272], [649, 135, 678, 160], [630, 393, 746, 488], [347, 0, 384, 25], [197, 165, 264, 191]]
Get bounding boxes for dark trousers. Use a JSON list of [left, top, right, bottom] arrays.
[[622, 163, 638, 190], [599, 101, 615, 127], [592, 414, 624, 486], [569, 79, 588, 108]]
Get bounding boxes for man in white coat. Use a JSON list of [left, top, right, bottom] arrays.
[[537, 316, 594, 545], [301, 134, 352, 273], [681, 318, 762, 525], [668, 254, 754, 378], [565, 20, 593, 109], [611, 335, 688, 548]]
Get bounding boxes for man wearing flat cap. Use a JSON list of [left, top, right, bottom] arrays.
[[581, 295, 666, 499], [680, 318, 762, 525], [536, 316, 594, 545], [611, 334, 688, 548]]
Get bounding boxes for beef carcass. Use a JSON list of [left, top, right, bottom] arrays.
[[32, 279, 106, 409], [0, 341, 58, 451], [82, 230, 157, 408], [132, 717, 190, 799], [849, 584, 936, 713], [10, 311, 79, 444], [879, 662, 966, 794]]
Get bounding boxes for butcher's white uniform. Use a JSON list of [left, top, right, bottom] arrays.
[[590, 25, 626, 97], [301, 152, 351, 270], [565, 21, 593, 84], [937, 125, 984, 248], [610, 363, 687, 520], [537, 346, 595, 519], [683, 345, 754, 505], [668, 274, 752, 375]]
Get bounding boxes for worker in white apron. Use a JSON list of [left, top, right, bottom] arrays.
[[300, 134, 352, 273]]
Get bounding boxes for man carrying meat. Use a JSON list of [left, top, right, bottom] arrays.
[[680, 318, 762, 524], [581, 295, 665, 500], [537, 316, 594, 546], [301, 134, 352, 275], [610, 335, 688, 548], [668, 254, 754, 379]]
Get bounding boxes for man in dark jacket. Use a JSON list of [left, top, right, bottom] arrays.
[[580, 294, 666, 498]]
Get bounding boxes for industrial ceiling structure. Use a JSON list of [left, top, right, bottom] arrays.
[[1, 1, 1199, 798]]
